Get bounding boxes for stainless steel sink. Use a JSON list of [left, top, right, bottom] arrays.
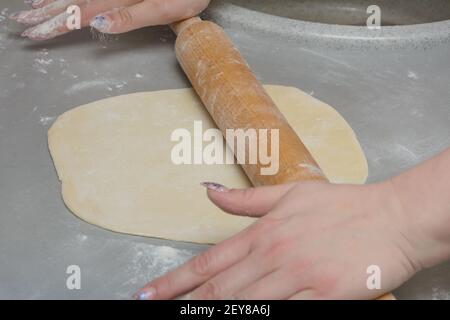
[[229, 0, 450, 26], [208, 0, 450, 49]]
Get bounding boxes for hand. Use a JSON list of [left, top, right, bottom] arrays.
[[133, 179, 443, 300], [9, 0, 210, 40]]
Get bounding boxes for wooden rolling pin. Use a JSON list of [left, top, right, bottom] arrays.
[[171, 16, 395, 301], [171, 17, 326, 187]]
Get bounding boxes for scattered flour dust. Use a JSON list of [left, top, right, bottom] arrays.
[[408, 71, 419, 80], [0, 8, 10, 50], [40, 116, 56, 126], [432, 286, 450, 300], [65, 79, 127, 95], [33, 49, 53, 74], [0, 8, 8, 22], [115, 242, 194, 299]]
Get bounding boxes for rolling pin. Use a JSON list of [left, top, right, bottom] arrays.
[[171, 16, 395, 301], [171, 17, 326, 187]]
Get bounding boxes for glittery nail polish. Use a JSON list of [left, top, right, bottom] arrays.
[[134, 287, 156, 300], [90, 15, 111, 32], [31, 0, 44, 6], [200, 182, 229, 192]]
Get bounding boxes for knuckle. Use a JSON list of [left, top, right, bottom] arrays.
[[241, 187, 257, 203], [157, 274, 174, 293], [252, 216, 283, 235], [262, 239, 292, 258], [198, 281, 222, 300], [117, 8, 133, 25], [192, 251, 215, 276]]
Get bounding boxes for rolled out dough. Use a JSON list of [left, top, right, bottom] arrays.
[[48, 85, 368, 244]]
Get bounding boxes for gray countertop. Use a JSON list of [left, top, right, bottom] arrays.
[[0, 0, 449, 299]]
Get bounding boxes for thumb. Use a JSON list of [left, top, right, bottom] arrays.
[[201, 182, 296, 217]]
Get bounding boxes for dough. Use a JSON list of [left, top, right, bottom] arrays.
[[48, 85, 368, 244]]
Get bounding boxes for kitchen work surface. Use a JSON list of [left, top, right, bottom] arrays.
[[1, 0, 450, 299]]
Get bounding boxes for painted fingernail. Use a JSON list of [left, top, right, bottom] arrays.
[[133, 287, 156, 300], [90, 15, 112, 32], [21, 28, 33, 38], [9, 11, 23, 20], [201, 182, 229, 192]]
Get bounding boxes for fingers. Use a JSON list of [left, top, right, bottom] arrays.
[[11, 0, 84, 25], [133, 229, 254, 300], [234, 268, 312, 300], [201, 182, 297, 217], [16, 0, 210, 39], [21, 11, 70, 40], [21, 0, 141, 40], [30, 0, 59, 9], [187, 253, 274, 299], [90, 0, 210, 34], [288, 289, 317, 300]]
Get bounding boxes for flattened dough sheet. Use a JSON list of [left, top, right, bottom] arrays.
[[48, 85, 368, 244]]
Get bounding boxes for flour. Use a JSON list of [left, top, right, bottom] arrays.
[[0, 8, 8, 22], [0, 8, 10, 51], [432, 286, 450, 300], [76, 234, 88, 243], [408, 71, 419, 80], [115, 81, 127, 90], [115, 242, 194, 299], [40, 116, 56, 126], [24, 12, 69, 40], [33, 58, 54, 74], [58, 58, 79, 79], [64, 79, 125, 95], [298, 163, 325, 177], [32, 49, 52, 74]]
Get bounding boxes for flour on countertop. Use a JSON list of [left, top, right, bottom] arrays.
[[32, 49, 52, 74], [40, 116, 56, 126], [0, 8, 10, 50], [33, 58, 54, 74], [64, 79, 127, 95], [408, 71, 419, 80], [432, 286, 450, 300], [0, 8, 8, 22], [115, 242, 194, 299]]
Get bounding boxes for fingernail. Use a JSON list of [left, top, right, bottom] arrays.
[[21, 28, 33, 38], [9, 11, 24, 20], [201, 182, 229, 192], [90, 15, 112, 32], [133, 287, 156, 300]]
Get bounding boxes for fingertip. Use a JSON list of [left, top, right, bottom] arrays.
[[200, 182, 229, 193], [30, 0, 45, 9], [90, 14, 111, 32], [9, 12, 20, 20], [133, 286, 157, 300]]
